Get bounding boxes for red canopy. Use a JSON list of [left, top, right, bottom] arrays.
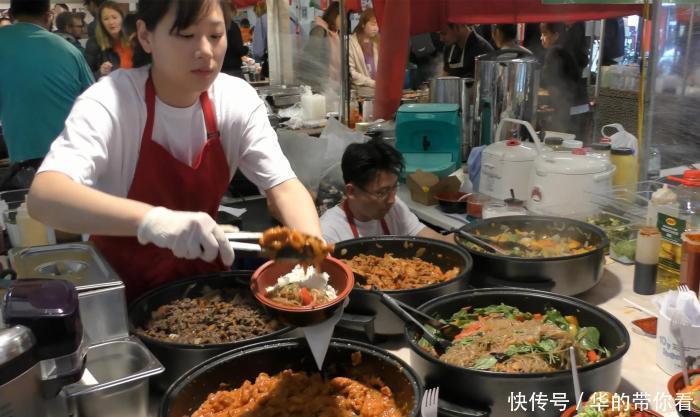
[[372, 0, 644, 119]]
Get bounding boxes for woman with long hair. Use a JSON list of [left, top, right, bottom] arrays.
[[297, 1, 340, 93], [84, 1, 132, 78], [349, 8, 379, 93]]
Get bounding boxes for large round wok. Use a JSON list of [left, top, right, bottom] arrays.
[[333, 236, 473, 339], [160, 338, 422, 417], [129, 271, 297, 392], [456, 216, 608, 295], [406, 288, 630, 417]]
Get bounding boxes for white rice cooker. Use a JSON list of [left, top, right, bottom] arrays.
[[479, 118, 541, 201], [528, 151, 615, 217]]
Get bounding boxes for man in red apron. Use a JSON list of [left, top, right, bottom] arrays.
[[320, 138, 454, 244]]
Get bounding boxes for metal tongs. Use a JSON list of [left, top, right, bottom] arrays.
[[226, 232, 313, 263]]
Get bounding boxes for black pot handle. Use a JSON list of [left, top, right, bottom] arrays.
[[438, 398, 489, 417]]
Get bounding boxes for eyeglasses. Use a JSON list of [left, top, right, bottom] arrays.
[[356, 182, 399, 200]]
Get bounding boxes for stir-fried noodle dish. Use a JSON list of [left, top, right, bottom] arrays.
[[419, 304, 609, 373], [265, 265, 337, 307], [344, 254, 459, 290]]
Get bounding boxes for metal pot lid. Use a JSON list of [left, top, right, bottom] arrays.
[[483, 140, 538, 162], [535, 153, 610, 175], [476, 48, 539, 63]]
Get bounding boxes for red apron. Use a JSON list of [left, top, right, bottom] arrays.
[[342, 200, 390, 239], [92, 76, 230, 300]]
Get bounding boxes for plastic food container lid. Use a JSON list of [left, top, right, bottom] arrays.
[[591, 143, 612, 150]]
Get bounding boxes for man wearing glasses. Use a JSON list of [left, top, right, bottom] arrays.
[[321, 138, 454, 244]]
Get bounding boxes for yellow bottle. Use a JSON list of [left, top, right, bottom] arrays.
[[15, 201, 50, 247], [610, 147, 638, 201]]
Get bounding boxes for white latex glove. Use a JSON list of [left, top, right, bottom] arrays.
[[137, 207, 235, 266]]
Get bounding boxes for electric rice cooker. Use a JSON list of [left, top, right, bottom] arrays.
[[528, 150, 615, 217], [479, 118, 540, 201]]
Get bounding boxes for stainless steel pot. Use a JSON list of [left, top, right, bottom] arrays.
[[406, 288, 630, 417], [128, 271, 297, 392], [430, 76, 474, 160], [160, 338, 422, 417], [334, 237, 472, 339], [474, 49, 540, 146], [456, 216, 607, 295]]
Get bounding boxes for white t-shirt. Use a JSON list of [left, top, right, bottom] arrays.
[[39, 66, 295, 197], [320, 197, 425, 243]]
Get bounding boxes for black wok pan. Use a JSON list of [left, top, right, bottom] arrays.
[[406, 288, 630, 417], [128, 271, 297, 392], [333, 236, 472, 339], [160, 338, 422, 417], [457, 216, 608, 295]]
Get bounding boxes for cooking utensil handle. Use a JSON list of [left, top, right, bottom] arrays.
[[455, 229, 499, 254], [393, 298, 445, 328], [495, 118, 542, 154], [229, 242, 262, 252], [378, 292, 443, 346], [226, 232, 263, 240]]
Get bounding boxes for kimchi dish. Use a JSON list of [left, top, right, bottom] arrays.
[[191, 369, 405, 417]]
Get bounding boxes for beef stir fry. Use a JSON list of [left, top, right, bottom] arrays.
[[260, 226, 334, 268], [138, 289, 281, 345]]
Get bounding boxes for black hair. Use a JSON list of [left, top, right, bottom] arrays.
[[55, 10, 73, 31], [10, 0, 49, 17], [133, 0, 230, 67], [82, 0, 105, 7], [541, 22, 566, 39], [240, 17, 250, 27], [321, 1, 340, 32], [123, 12, 137, 37], [495, 24, 517, 42], [341, 138, 405, 188]]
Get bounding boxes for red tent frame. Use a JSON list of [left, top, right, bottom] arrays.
[[370, 0, 644, 119]]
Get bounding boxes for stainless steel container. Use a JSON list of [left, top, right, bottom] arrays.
[[474, 49, 540, 146], [9, 243, 128, 345], [62, 336, 163, 417], [430, 76, 474, 161], [0, 326, 47, 417], [430, 76, 462, 104]]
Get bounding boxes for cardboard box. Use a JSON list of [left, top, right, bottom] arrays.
[[407, 170, 461, 205]]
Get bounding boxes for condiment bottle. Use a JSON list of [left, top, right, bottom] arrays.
[[680, 230, 700, 295], [646, 184, 677, 227], [634, 227, 662, 295], [15, 201, 50, 247], [610, 147, 638, 200]]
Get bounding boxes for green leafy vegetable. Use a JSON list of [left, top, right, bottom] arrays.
[[576, 327, 603, 352], [543, 309, 570, 331], [473, 355, 497, 370]]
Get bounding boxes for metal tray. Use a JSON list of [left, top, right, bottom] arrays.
[[9, 243, 122, 292]]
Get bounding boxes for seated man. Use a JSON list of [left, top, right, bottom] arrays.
[[321, 138, 453, 244]]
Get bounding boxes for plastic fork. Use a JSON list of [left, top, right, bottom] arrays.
[[669, 291, 691, 387], [421, 387, 439, 417]]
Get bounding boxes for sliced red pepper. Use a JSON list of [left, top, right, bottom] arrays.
[[300, 287, 313, 306], [533, 313, 543, 320], [586, 350, 598, 363]]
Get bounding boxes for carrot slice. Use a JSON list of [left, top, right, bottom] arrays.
[[587, 350, 598, 363]]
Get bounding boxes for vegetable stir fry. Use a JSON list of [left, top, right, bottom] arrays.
[[469, 227, 596, 258], [419, 304, 610, 373]]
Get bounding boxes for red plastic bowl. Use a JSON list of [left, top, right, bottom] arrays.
[[668, 368, 700, 416], [250, 257, 354, 327]]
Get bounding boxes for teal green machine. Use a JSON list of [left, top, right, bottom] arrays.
[[395, 103, 461, 179]]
